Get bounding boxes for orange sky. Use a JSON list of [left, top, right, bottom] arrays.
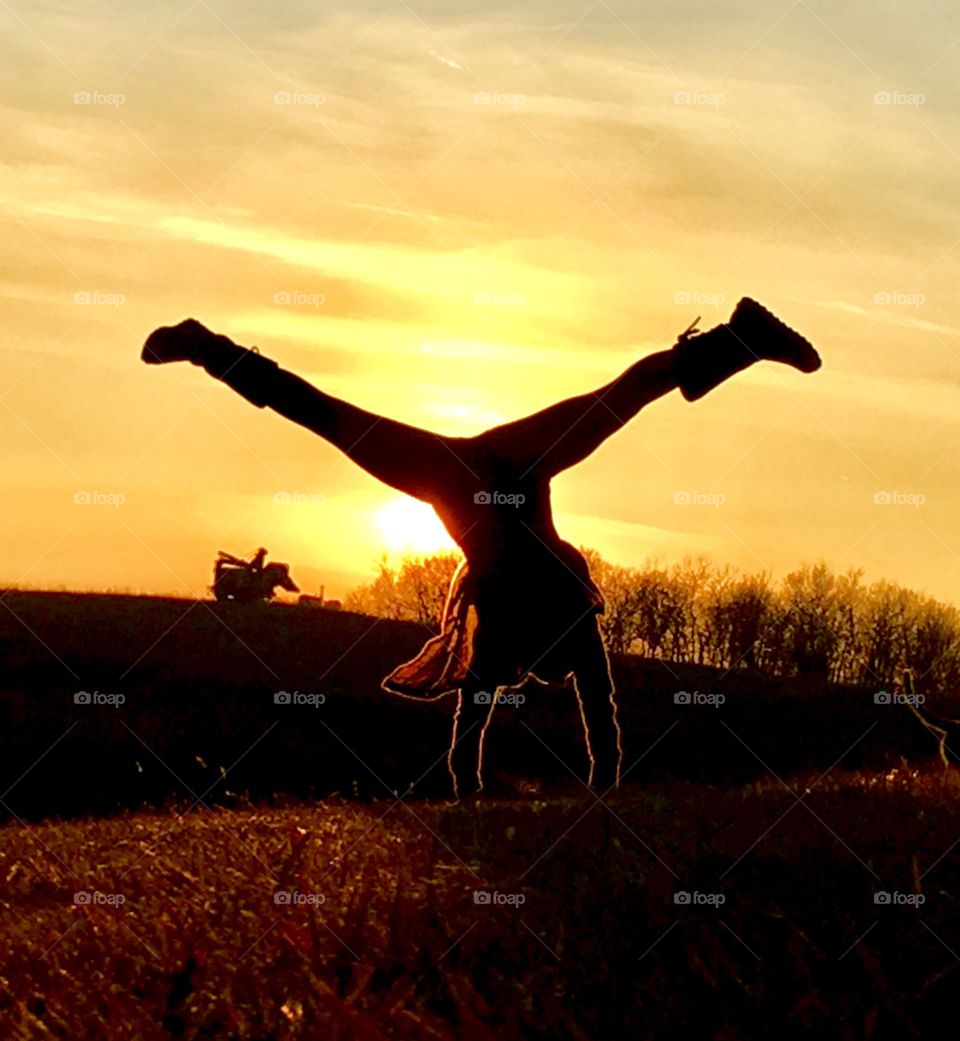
[[3, 1, 960, 602]]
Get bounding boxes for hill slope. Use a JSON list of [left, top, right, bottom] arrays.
[[0, 591, 933, 818]]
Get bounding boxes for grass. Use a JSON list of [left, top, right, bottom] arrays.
[[2, 767, 959, 1039], [2, 590, 958, 1038]]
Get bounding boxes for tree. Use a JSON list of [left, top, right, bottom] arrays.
[[856, 580, 911, 687], [904, 595, 960, 696], [343, 553, 461, 629], [579, 549, 646, 655], [701, 567, 775, 671], [341, 549, 960, 703]]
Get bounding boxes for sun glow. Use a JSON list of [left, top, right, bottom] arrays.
[[376, 497, 456, 555]]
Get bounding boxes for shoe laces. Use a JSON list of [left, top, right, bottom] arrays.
[[677, 315, 702, 342]]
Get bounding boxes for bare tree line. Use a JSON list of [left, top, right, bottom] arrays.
[[344, 552, 960, 696]]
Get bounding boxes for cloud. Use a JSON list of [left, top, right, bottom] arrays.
[[3, 0, 960, 603], [809, 299, 960, 338]]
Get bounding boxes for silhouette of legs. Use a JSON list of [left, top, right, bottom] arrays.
[[142, 322, 462, 503], [144, 302, 820, 499], [479, 299, 820, 477], [221, 347, 679, 494], [480, 351, 678, 477], [254, 368, 463, 503]]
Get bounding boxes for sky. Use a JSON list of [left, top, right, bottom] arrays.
[[3, 0, 960, 602]]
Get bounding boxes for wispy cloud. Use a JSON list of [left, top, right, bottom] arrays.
[[2, 0, 959, 601], [810, 299, 960, 338]]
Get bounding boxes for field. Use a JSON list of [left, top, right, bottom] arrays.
[[0, 592, 957, 1039]]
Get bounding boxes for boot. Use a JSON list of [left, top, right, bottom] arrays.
[[671, 297, 821, 402], [141, 318, 279, 408]]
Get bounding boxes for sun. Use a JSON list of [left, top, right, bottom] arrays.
[[376, 496, 456, 555]]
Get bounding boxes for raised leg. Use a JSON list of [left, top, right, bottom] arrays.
[[477, 298, 821, 477], [255, 369, 463, 503], [481, 350, 679, 478], [142, 319, 464, 502]]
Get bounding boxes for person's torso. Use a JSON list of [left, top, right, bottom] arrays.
[[430, 440, 602, 613]]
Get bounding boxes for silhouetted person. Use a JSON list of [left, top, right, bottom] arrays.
[[142, 298, 821, 797]]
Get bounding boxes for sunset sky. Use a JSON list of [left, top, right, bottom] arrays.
[[3, 0, 960, 602]]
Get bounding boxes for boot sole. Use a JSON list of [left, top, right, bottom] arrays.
[[734, 297, 821, 372]]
